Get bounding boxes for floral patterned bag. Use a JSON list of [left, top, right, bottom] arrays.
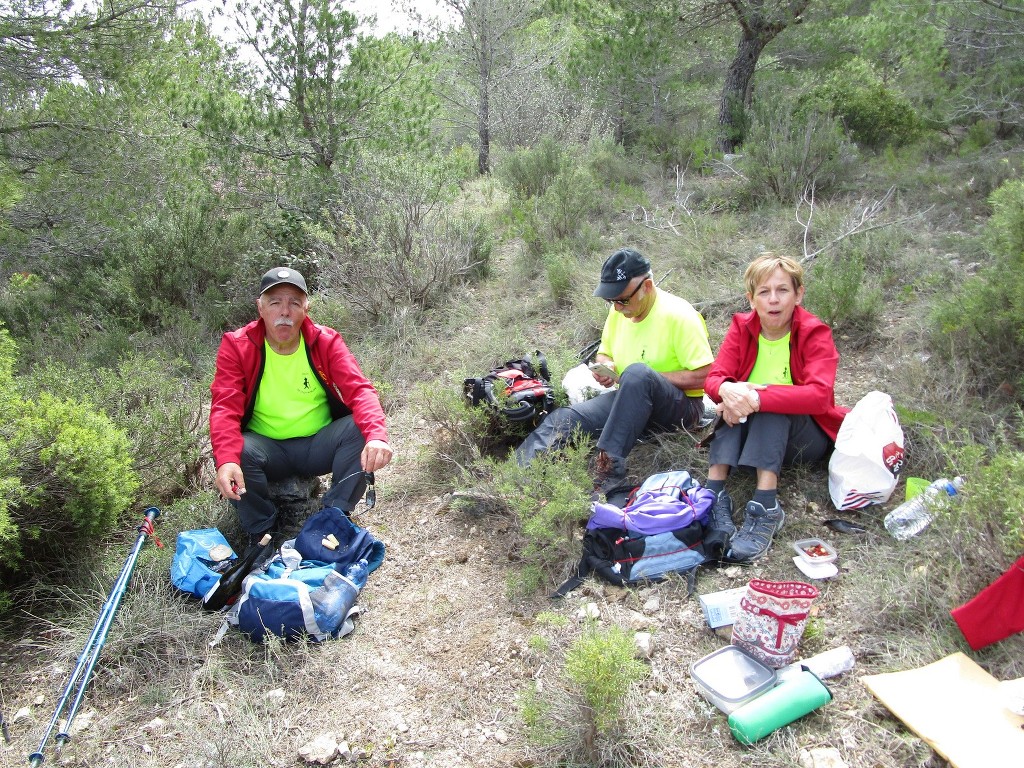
[[731, 579, 819, 668]]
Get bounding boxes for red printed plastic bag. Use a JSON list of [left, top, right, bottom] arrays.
[[828, 391, 904, 510], [731, 579, 820, 668]]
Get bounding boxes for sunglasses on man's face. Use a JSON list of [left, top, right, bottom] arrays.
[[605, 278, 646, 307]]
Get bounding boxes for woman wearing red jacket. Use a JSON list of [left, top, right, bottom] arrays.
[[703, 253, 848, 562]]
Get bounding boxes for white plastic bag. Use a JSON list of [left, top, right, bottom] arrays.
[[561, 363, 615, 405], [828, 391, 905, 510]]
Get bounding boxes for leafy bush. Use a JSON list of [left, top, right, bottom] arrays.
[[586, 137, 645, 187], [941, 436, 1024, 572], [491, 443, 593, 593], [741, 101, 856, 204], [544, 251, 577, 305], [520, 164, 604, 261], [23, 355, 208, 502], [932, 179, 1024, 396], [497, 137, 567, 203], [327, 152, 486, 320], [804, 249, 883, 341], [520, 622, 655, 767], [565, 624, 648, 738], [804, 61, 921, 150], [0, 328, 139, 594]]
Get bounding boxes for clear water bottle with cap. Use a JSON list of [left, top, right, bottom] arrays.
[[884, 477, 965, 541], [310, 558, 370, 636]]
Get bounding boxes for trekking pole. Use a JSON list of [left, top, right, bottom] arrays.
[[28, 507, 161, 768]]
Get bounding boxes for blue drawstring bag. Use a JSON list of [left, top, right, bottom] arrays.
[[171, 528, 237, 598], [292, 507, 384, 572]]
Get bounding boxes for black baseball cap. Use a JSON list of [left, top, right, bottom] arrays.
[[259, 267, 308, 296], [593, 248, 652, 299]]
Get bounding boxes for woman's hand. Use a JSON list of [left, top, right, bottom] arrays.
[[716, 381, 764, 426]]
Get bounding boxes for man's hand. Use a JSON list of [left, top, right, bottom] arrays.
[[717, 381, 764, 426], [362, 439, 394, 473], [590, 355, 618, 388], [215, 462, 245, 500]]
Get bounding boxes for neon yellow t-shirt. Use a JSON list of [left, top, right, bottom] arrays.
[[598, 288, 715, 397], [748, 332, 793, 385], [247, 339, 332, 439]]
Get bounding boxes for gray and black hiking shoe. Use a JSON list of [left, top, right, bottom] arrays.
[[703, 490, 736, 560], [726, 499, 785, 562], [592, 450, 628, 497]]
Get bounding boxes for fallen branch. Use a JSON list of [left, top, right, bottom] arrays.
[[796, 183, 930, 262]]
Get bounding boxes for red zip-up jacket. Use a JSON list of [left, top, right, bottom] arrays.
[[705, 305, 848, 441], [210, 317, 388, 469]]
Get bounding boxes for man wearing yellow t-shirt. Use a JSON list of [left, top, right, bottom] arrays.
[[210, 268, 394, 542], [516, 248, 714, 495]]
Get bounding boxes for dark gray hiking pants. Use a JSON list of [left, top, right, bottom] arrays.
[[514, 362, 703, 465], [708, 412, 830, 475], [234, 416, 367, 535]]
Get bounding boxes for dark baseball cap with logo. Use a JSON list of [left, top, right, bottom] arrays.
[[593, 248, 652, 299], [259, 267, 308, 296]]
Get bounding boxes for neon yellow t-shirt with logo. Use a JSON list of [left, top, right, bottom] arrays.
[[247, 338, 332, 439], [598, 288, 715, 397], [748, 332, 793, 385]]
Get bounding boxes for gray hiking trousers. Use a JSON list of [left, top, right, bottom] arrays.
[[515, 362, 704, 465], [708, 412, 830, 475], [234, 416, 367, 536]]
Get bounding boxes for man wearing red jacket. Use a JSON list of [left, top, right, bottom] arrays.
[[210, 267, 393, 541]]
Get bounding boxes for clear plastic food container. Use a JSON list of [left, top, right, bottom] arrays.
[[793, 538, 838, 565], [690, 645, 778, 714]]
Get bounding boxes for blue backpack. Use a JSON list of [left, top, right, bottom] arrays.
[[170, 528, 238, 598], [229, 508, 385, 643]]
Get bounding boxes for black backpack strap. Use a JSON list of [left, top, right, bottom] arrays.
[[578, 339, 601, 364], [532, 350, 550, 382], [551, 556, 591, 599]]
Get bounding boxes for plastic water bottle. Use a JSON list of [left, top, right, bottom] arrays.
[[883, 477, 965, 541], [310, 559, 370, 636]]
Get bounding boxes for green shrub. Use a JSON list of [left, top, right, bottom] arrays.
[[932, 179, 1024, 396], [805, 61, 921, 150], [491, 443, 593, 588], [741, 101, 855, 204], [23, 355, 207, 501], [520, 165, 604, 261], [586, 137, 645, 187], [804, 249, 883, 341], [0, 328, 139, 590], [544, 251, 576, 305], [331, 151, 481, 319], [497, 137, 567, 203], [941, 435, 1024, 574], [565, 623, 648, 740]]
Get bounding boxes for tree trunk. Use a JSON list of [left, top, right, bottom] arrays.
[[478, 82, 491, 174], [716, 0, 812, 154], [477, 25, 491, 174], [717, 31, 768, 154]]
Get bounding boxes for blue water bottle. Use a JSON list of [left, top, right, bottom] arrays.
[[310, 558, 369, 636]]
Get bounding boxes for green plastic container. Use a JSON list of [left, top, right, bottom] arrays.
[[727, 668, 832, 744]]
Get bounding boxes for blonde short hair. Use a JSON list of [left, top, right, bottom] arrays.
[[744, 253, 804, 296]]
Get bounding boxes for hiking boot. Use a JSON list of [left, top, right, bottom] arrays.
[[703, 490, 736, 560], [726, 499, 785, 562], [592, 450, 628, 497]]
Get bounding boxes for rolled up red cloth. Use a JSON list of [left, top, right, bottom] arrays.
[[950, 554, 1024, 651]]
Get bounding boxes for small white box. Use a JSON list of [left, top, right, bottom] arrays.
[[699, 586, 747, 629]]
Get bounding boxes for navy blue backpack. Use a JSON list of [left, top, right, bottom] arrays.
[[229, 508, 385, 642]]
